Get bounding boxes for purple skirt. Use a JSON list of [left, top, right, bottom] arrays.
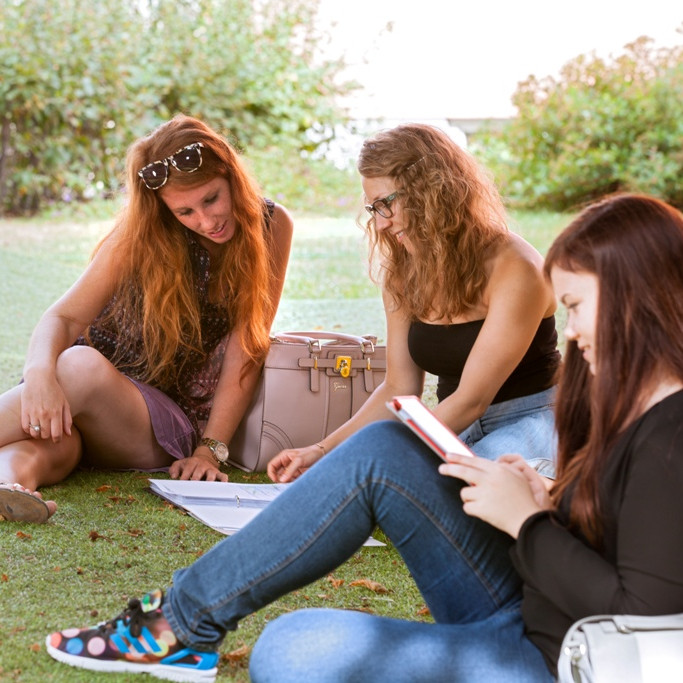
[[129, 378, 196, 470]]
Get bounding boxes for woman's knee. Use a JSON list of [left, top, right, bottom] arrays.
[[55, 346, 115, 401], [250, 612, 314, 682], [250, 609, 369, 682]]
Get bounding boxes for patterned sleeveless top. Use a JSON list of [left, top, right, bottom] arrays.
[[74, 199, 275, 435]]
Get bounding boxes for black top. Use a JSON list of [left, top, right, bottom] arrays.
[[511, 389, 683, 674], [407, 316, 560, 403]]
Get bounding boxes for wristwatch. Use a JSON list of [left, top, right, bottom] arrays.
[[200, 437, 229, 464]]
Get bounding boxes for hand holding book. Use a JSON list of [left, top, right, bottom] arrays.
[[387, 395, 549, 537]]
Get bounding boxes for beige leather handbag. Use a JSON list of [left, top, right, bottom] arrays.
[[228, 331, 386, 472]]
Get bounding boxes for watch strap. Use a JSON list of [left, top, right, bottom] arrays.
[[200, 437, 229, 464]]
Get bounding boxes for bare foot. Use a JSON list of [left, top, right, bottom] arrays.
[[0, 483, 57, 522]]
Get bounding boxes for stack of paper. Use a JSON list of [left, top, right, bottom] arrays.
[[148, 479, 384, 546]]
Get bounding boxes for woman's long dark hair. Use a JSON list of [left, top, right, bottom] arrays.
[[545, 194, 683, 546]]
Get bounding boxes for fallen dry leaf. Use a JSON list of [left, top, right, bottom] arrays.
[[16, 531, 32, 540], [222, 644, 250, 662], [416, 605, 431, 617], [326, 575, 345, 589], [29, 643, 40, 653], [126, 528, 145, 537], [89, 530, 109, 542], [95, 485, 112, 492], [349, 579, 389, 594], [2, 574, 8, 582]]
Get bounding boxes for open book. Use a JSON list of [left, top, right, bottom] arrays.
[[386, 395, 474, 460], [148, 479, 384, 546]]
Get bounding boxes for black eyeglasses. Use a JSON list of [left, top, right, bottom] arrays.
[[364, 191, 400, 219], [137, 142, 204, 190]]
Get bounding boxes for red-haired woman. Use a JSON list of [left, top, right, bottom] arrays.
[[0, 114, 293, 521]]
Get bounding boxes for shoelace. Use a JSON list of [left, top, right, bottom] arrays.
[[97, 597, 154, 639]]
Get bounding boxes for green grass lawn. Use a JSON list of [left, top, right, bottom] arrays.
[[0, 205, 570, 681]]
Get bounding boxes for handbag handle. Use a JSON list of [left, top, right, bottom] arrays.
[[272, 331, 378, 351], [612, 613, 683, 632]]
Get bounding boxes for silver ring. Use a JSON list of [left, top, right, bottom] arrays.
[[29, 423, 41, 433]]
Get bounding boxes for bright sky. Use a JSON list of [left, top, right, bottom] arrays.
[[316, 0, 683, 119]]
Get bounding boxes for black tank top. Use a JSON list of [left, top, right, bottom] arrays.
[[407, 316, 560, 404]]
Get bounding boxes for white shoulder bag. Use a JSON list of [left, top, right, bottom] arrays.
[[558, 613, 683, 683]]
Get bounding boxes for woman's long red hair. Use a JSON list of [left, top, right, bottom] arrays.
[[91, 114, 273, 389]]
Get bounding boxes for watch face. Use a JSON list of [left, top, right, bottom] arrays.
[[214, 442, 229, 462]]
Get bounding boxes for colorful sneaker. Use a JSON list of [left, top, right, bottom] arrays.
[[45, 589, 218, 682]]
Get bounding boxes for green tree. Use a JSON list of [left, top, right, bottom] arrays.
[[473, 36, 683, 211], [0, 0, 355, 215], [0, 0, 143, 212]]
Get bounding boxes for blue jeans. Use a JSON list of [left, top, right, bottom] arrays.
[[162, 419, 554, 682], [459, 386, 556, 477]]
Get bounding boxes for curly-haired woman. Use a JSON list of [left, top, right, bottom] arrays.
[[269, 123, 559, 482]]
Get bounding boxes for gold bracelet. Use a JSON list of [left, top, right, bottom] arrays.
[[315, 442, 326, 455]]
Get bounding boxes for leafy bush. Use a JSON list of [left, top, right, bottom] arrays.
[[248, 145, 361, 216], [473, 36, 683, 211], [0, 0, 356, 215]]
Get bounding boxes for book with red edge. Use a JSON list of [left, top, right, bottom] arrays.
[[386, 395, 474, 460]]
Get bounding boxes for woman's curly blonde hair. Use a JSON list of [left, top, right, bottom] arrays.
[[357, 124, 508, 320], [90, 114, 273, 390]]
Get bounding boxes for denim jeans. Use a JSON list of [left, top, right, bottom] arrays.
[[163, 417, 554, 682], [459, 386, 557, 477]]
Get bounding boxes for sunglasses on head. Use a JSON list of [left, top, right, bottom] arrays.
[[137, 142, 204, 190]]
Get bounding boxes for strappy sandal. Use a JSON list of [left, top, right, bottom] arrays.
[[0, 484, 51, 523]]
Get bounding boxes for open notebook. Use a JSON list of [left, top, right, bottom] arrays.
[[386, 395, 474, 460], [148, 479, 384, 546]]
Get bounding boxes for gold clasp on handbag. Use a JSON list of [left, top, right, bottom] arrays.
[[335, 356, 352, 378]]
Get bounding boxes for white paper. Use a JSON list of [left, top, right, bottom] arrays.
[[149, 479, 384, 546], [150, 479, 288, 507]]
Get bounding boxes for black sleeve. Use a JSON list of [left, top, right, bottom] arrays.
[[511, 412, 683, 622]]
